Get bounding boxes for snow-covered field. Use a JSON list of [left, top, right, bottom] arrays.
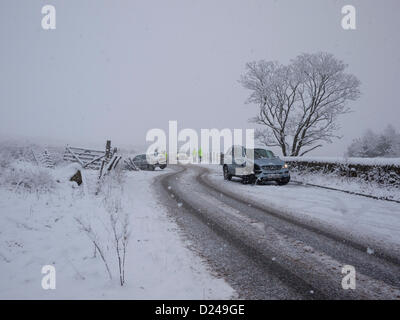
[[204, 165, 400, 257], [0, 162, 234, 299]]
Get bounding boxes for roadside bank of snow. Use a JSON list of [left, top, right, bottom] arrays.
[[0, 164, 234, 299], [283, 156, 400, 167], [289, 170, 400, 202]]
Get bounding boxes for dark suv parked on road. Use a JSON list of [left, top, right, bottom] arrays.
[[222, 146, 290, 185]]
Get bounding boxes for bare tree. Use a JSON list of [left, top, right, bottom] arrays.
[[240, 52, 361, 156], [75, 217, 113, 281]]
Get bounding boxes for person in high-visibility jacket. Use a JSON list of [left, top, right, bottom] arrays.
[[192, 148, 197, 163], [198, 148, 202, 163]]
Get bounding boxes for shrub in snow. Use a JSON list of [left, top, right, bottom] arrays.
[[0, 141, 65, 169], [108, 207, 130, 286], [347, 125, 400, 158], [0, 150, 14, 169], [0, 142, 38, 166], [76, 167, 130, 286], [3, 161, 57, 193], [101, 167, 130, 286], [75, 217, 113, 281]]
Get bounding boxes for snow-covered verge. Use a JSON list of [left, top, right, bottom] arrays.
[[283, 156, 400, 166], [203, 165, 400, 257], [0, 162, 234, 299], [289, 170, 400, 202], [282, 156, 400, 200]]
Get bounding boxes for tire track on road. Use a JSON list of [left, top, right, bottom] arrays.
[[155, 165, 400, 300]]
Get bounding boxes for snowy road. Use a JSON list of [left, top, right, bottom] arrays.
[[155, 165, 400, 300]]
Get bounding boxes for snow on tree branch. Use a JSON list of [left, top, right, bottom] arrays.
[[240, 52, 361, 156]]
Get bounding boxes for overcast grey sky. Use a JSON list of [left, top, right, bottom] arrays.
[[1, 0, 399, 155]]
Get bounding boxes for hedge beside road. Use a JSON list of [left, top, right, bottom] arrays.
[[283, 157, 400, 186]]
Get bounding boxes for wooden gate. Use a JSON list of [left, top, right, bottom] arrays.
[[63, 140, 115, 170]]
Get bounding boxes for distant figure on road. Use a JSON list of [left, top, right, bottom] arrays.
[[198, 148, 202, 163], [192, 148, 197, 163]]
